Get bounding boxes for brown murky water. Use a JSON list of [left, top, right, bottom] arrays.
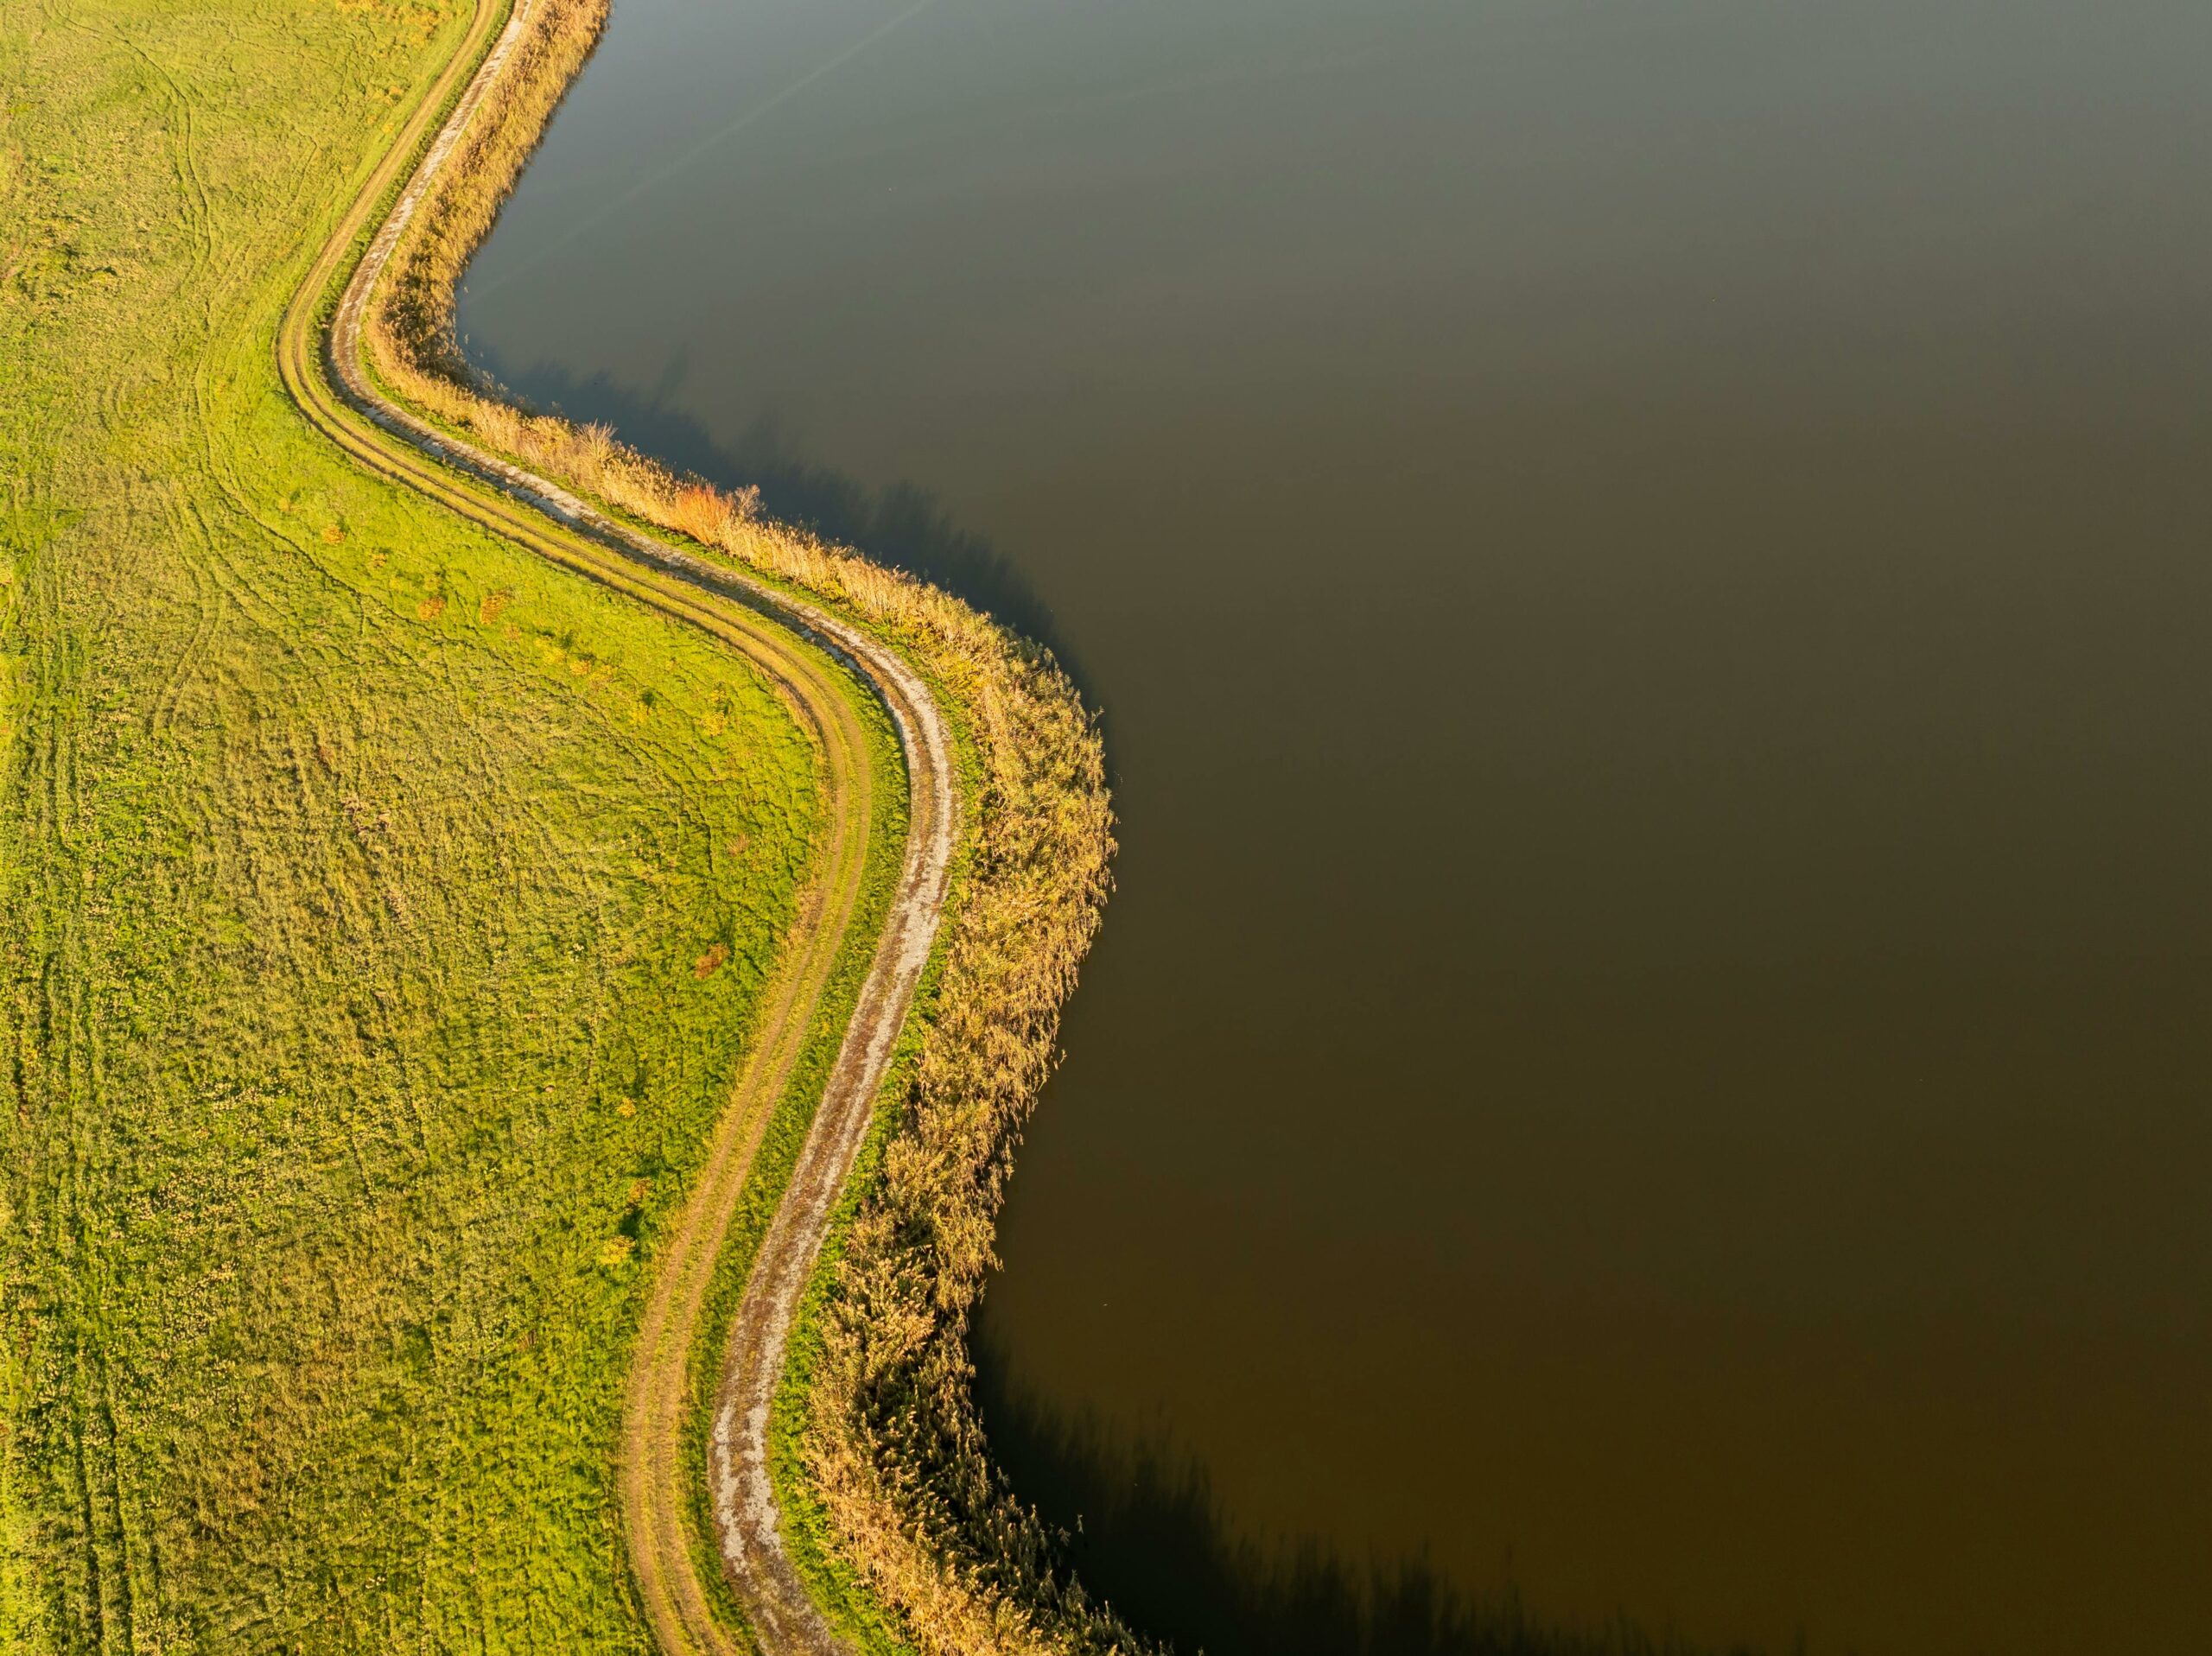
[[459, 2, 2212, 1650]]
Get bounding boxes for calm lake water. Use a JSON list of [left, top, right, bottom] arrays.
[[458, 2, 2212, 1649]]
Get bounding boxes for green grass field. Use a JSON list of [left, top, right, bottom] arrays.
[[0, 0, 871, 1645]]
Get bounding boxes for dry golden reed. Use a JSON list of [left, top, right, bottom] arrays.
[[363, 2, 1126, 1650]]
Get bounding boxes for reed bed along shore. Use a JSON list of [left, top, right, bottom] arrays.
[[359, 1, 1136, 1649]]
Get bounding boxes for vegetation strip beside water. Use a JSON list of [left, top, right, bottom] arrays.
[[340, 0, 1130, 1646]]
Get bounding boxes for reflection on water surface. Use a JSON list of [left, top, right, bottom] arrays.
[[460, 1, 2212, 1649]]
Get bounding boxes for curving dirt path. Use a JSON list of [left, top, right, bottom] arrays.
[[278, 4, 957, 1651]]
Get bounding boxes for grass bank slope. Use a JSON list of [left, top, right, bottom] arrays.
[[0, 0, 838, 1646], [346, 3, 1122, 1650]]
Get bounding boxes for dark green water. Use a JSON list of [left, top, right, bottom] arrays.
[[457, 2, 2212, 1650]]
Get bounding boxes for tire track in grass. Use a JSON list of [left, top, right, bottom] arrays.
[[276, 4, 957, 1650]]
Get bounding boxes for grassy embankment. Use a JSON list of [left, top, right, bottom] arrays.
[[353, 3, 1126, 1653], [0, 0, 908, 1646]]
